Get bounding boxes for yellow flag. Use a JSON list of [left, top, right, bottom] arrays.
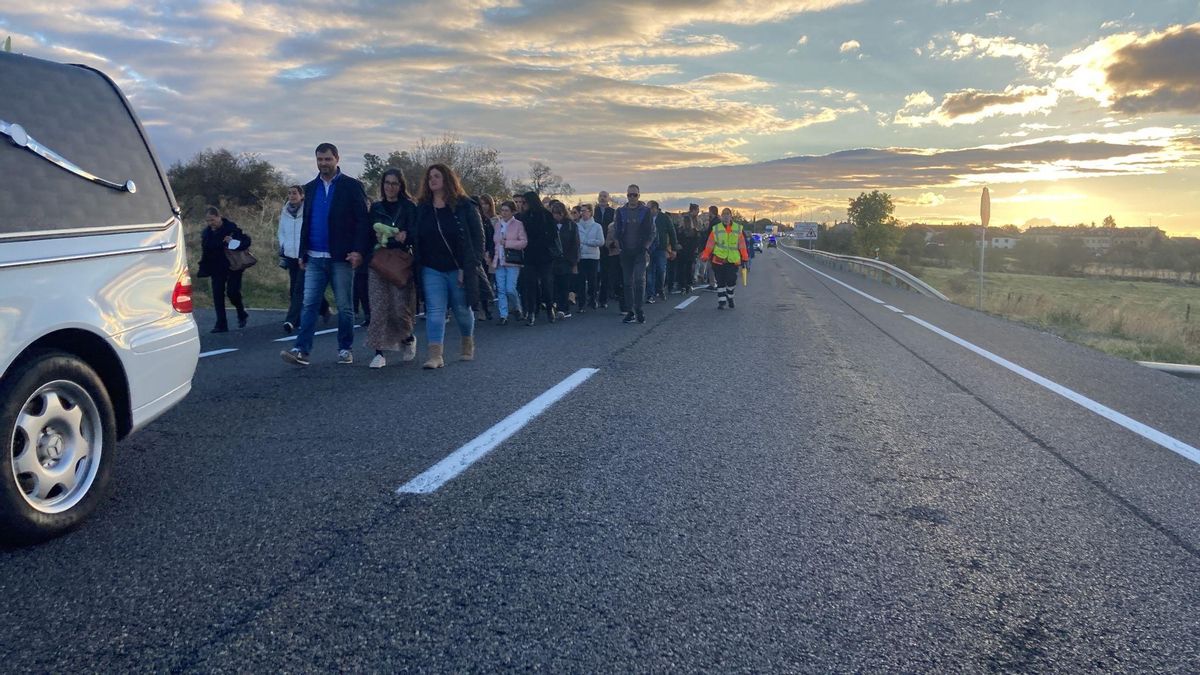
[[741, 267, 748, 286]]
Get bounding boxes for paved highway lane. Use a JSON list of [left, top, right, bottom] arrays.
[[3, 252, 1199, 671]]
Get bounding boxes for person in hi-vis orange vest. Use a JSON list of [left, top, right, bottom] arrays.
[[699, 208, 749, 309]]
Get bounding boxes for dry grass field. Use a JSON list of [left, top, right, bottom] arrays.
[[918, 267, 1200, 365]]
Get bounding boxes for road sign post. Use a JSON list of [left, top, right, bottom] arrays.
[[794, 221, 818, 250], [980, 187, 990, 311]]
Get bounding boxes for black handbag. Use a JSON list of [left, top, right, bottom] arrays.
[[503, 247, 525, 265]]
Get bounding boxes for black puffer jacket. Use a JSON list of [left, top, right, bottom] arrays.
[[553, 218, 580, 273], [198, 218, 251, 277], [521, 206, 560, 266]]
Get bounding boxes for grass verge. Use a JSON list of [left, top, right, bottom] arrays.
[[184, 207, 300, 311], [917, 267, 1200, 365]]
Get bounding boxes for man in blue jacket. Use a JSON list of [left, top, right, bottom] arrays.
[[281, 142, 371, 366]]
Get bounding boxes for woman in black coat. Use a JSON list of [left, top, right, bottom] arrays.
[[516, 191, 559, 326], [410, 164, 485, 368], [550, 201, 580, 318], [473, 195, 497, 320], [198, 206, 251, 333]]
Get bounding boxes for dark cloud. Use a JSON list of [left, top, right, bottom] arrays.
[[643, 139, 1180, 192], [1107, 23, 1200, 114], [940, 87, 1049, 117]]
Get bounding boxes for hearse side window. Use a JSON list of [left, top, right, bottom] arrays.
[[0, 53, 174, 236]]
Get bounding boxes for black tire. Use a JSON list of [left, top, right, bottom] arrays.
[[0, 349, 116, 544]]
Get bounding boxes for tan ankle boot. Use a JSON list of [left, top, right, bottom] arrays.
[[460, 336, 475, 361], [422, 343, 444, 369]]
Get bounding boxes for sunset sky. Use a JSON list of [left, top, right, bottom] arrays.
[[4, 1, 1199, 233]]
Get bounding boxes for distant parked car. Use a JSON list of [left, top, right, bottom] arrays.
[[767, 235, 778, 248], [0, 52, 199, 542], [751, 233, 763, 252]]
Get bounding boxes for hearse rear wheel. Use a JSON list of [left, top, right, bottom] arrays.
[[0, 350, 116, 544]]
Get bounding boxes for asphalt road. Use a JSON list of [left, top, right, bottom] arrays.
[[3, 250, 1199, 672]]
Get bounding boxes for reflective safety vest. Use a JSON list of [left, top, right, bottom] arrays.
[[712, 223, 742, 264]]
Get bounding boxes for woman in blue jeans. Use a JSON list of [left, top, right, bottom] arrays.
[[491, 200, 527, 324], [411, 163, 484, 369]]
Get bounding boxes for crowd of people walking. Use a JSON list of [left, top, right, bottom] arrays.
[[199, 142, 756, 368]]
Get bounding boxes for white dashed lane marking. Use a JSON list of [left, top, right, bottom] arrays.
[[273, 325, 362, 343], [781, 249, 1200, 467], [198, 349, 237, 358], [397, 368, 601, 494]]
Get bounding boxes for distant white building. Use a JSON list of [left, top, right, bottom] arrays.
[[974, 233, 1020, 249], [1081, 233, 1113, 252]]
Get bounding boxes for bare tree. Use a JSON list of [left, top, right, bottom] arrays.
[[513, 160, 574, 199], [360, 134, 510, 201]]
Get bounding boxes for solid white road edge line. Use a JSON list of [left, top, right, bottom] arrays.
[[397, 367, 601, 494], [779, 249, 887, 304], [198, 348, 238, 358], [905, 315, 1200, 466], [780, 248, 1200, 467], [273, 325, 362, 343], [675, 296, 699, 310], [885, 305, 906, 313]]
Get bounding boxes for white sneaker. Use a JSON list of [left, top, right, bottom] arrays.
[[402, 337, 418, 362], [338, 349, 354, 364], [369, 354, 386, 369]]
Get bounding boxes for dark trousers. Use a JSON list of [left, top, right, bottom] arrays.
[[353, 266, 370, 318], [471, 268, 495, 314], [576, 258, 600, 308], [620, 249, 648, 314], [521, 261, 555, 317], [211, 270, 246, 329], [285, 258, 329, 326], [646, 249, 668, 299], [599, 254, 622, 307], [714, 262, 738, 302], [676, 254, 696, 290], [554, 270, 576, 312]]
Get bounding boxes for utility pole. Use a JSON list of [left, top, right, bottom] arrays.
[[979, 187, 990, 311]]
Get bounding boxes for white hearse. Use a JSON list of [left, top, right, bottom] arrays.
[[0, 52, 199, 542]]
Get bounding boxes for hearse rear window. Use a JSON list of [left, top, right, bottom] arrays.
[[0, 53, 175, 236]]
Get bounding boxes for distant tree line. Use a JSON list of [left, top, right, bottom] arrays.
[[167, 148, 287, 219], [812, 191, 1200, 282], [168, 135, 585, 215]]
